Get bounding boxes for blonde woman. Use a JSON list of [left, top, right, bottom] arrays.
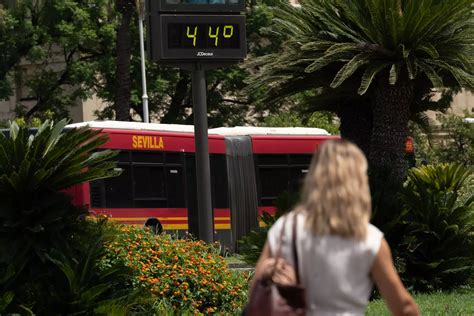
[[250, 140, 419, 316]]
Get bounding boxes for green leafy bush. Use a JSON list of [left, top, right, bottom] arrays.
[[40, 218, 142, 315], [103, 224, 248, 314], [413, 112, 474, 165], [236, 212, 278, 265], [0, 120, 132, 313], [399, 164, 474, 291]]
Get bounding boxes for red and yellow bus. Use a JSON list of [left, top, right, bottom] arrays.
[[66, 121, 337, 248]]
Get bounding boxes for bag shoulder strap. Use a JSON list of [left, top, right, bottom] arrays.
[[272, 213, 301, 283], [291, 213, 300, 283], [274, 214, 289, 260], [274, 213, 300, 282]]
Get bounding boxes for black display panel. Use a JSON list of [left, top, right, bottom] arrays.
[[148, 0, 245, 13], [168, 23, 240, 49], [149, 14, 246, 60]]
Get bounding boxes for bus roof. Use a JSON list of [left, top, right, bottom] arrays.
[[66, 121, 331, 136], [209, 126, 330, 136], [66, 121, 195, 133]]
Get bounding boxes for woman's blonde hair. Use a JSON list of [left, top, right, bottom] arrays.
[[297, 140, 371, 239]]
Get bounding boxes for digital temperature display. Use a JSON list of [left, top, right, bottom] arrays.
[[148, 15, 246, 60], [168, 23, 240, 49]]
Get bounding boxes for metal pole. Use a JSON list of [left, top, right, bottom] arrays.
[[138, 7, 149, 123], [192, 63, 214, 243]]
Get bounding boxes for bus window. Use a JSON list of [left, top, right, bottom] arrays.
[[289, 154, 311, 195], [165, 152, 182, 164], [133, 151, 164, 163], [116, 151, 131, 162], [289, 154, 312, 165], [90, 150, 132, 208], [259, 166, 289, 206], [166, 166, 185, 207], [131, 151, 167, 208], [289, 166, 307, 194], [91, 150, 187, 209], [90, 180, 105, 207], [258, 154, 288, 165], [104, 165, 133, 207], [255, 154, 312, 206], [256, 154, 290, 206], [211, 154, 229, 208], [133, 165, 166, 200]]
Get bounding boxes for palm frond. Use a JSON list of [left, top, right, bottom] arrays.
[[330, 52, 372, 88], [358, 62, 390, 95], [405, 56, 417, 80], [416, 61, 444, 88], [304, 51, 348, 73], [389, 63, 401, 85], [426, 60, 474, 88], [325, 42, 361, 54], [417, 43, 440, 59]]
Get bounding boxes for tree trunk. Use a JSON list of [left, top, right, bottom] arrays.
[[161, 72, 191, 123], [337, 101, 373, 158], [369, 76, 413, 182], [114, 0, 134, 121]]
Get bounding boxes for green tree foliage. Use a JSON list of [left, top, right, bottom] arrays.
[[1, 0, 282, 126], [399, 164, 474, 291], [247, 0, 473, 181], [0, 120, 133, 313], [414, 112, 474, 166], [0, 0, 118, 121], [260, 111, 340, 135]]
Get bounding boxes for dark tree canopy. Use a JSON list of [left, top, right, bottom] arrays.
[[0, 0, 282, 126]]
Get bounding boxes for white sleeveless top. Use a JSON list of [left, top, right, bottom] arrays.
[[267, 211, 383, 316]]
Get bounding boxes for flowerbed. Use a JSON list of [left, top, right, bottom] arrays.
[[103, 224, 248, 314]]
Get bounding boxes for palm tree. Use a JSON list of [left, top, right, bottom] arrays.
[[114, 0, 136, 121], [0, 119, 122, 311], [247, 0, 473, 181]]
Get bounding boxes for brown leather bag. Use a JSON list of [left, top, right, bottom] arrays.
[[246, 214, 306, 316]]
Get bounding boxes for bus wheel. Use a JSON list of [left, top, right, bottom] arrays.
[[144, 217, 163, 234]]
